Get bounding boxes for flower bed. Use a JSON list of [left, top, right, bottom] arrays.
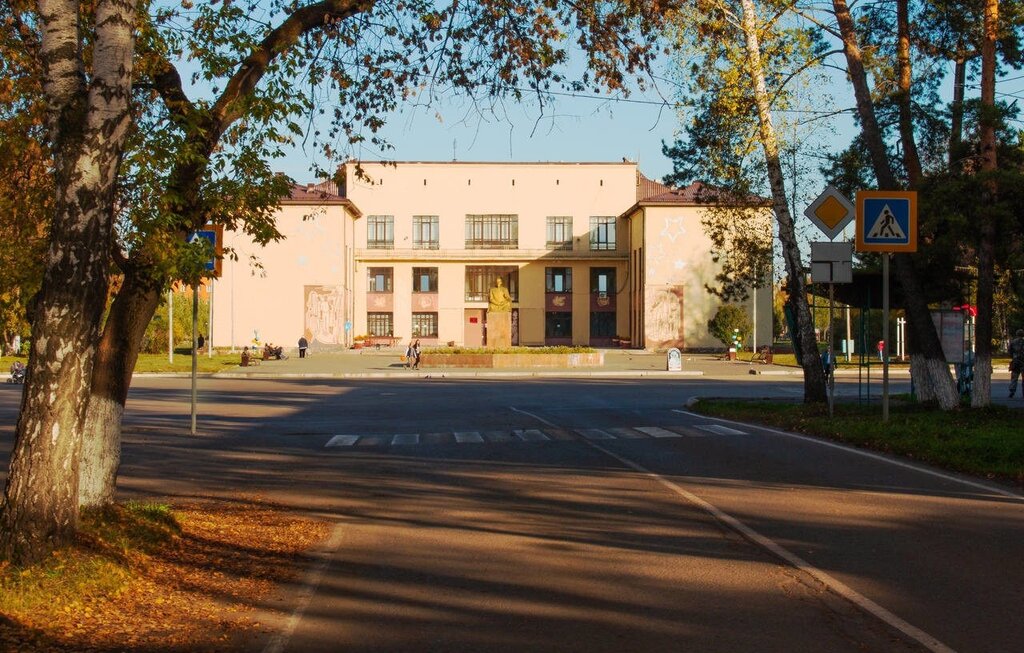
[[420, 347, 603, 369]]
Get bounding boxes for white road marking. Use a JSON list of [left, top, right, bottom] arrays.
[[606, 427, 646, 439], [510, 406, 957, 653], [391, 433, 419, 445], [675, 410, 1023, 501], [694, 424, 748, 436], [577, 428, 615, 440], [261, 522, 345, 653], [515, 429, 550, 442], [634, 426, 682, 438], [324, 435, 359, 448], [453, 431, 484, 443]]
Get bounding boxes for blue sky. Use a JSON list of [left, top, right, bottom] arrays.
[[274, 87, 684, 185]]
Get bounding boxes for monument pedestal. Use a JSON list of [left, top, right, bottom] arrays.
[[486, 311, 512, 348]]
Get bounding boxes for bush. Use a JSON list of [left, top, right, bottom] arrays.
[[425, 346, 595, 355], [707, 304, 752, 348]]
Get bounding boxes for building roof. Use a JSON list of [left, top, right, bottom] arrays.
[[282, 180, 362, 217]]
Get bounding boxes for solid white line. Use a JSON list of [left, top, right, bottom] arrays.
[[510, 406, 957, 653], [673, 410, 1023, 500], [261, 522, 346, 653], [324, 435, 359, 448]]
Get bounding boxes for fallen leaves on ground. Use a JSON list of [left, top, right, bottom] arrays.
[[0, 497, 330, 652]]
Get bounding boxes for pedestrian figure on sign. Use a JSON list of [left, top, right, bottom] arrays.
[[298, 335, 308, 358], [1009, 329, 1024, 398]]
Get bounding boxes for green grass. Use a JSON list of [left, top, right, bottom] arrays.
[[691, 399, 1024, 486], [3, 353, 243, 374], [0, 502, 180, 613]]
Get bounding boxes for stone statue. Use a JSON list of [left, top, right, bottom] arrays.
[[488, 277, 512, 312]]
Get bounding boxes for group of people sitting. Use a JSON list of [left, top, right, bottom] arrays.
[[240, 343, 287, 366]]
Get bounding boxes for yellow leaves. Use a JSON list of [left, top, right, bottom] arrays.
[[0, 499, 329, 653]]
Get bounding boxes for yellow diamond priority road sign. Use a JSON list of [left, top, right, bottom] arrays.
[[804, 186, 855, 241]]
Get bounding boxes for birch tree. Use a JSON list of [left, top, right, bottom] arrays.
[[665, 0, 828, 402], [0, 0, 138, 564]]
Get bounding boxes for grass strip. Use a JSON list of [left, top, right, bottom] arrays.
[[690, 399, 1024, 487]]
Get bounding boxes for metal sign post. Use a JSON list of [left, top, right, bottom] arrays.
[[811, 242, 853, 418], [191, 284, 199, 436], [855, 191, 917, 423]]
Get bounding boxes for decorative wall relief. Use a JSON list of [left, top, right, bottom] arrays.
[[645, 285, 685, 349], [304, 285, 346, 344]]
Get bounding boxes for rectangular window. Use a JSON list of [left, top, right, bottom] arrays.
[[367, 215, 394, 249], [367, 267, 393, 293], [465, 214, 518, 249], [590, 268, 616, 295], [411, 312, 439, 337], [465, 266, 519, 302], [545, 267, 572, 293], [413, 215, 439, 249], [367, 312, 393, 337], [546, 312, 572, 338], [590, 312, 616, 337], [589, 216, 616, 251], [412, 267, 438, 293], [546, 216, 573, 251]]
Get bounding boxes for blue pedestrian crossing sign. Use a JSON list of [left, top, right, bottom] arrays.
[[856, 191, 917, 253], [187, 224, 223, 277]]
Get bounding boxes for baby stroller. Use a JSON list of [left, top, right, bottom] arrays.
[[8, 361, 26, 384]]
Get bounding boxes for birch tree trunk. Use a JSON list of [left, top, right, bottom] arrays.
[[0, 0, 137, 564], [79, 281, 162, 507], [738, 0, 826, 402], [831, 0, 959, 409]]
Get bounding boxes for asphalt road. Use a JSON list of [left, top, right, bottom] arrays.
[[1, 375, 1021, 652]]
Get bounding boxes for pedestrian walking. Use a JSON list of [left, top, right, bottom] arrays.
[[1009, 329, 1024, 398], [405, 341, 415, 369], [298, 335, 308, 358], [196, 333, 205, 352], [412, 339, 421, 370]]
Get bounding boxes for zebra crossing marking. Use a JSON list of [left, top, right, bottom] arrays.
[[515, 429, 550, 442], [391, 433, 420, 445], [634, 426, 683, 439], [453, 431, 484, 443], [325, 435, 359, 448], [694, 424, 748, 436], [324, 424, 720, 449], [577, 428, 615, 440]]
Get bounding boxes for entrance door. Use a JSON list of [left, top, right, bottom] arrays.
[[464, 309, 485, 347]]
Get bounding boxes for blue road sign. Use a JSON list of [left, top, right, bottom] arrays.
[[187, 225, 223, 276], [856, 191, 917, 252]]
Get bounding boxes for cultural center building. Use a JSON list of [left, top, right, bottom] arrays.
[[211, 160, 771, 351]]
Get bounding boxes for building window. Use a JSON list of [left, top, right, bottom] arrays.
[[412, 312, 438, 337], [367, 267, 393, 293], [413, 215, 439, 249], [367, 215, 394, 249], [465, 266, 519, 302], [546, 216, 573, 251], [545, 267, 572, 293], [589, 216, 616, 251], [367, 312, 393, 336], [413, 267, 438, 293], [465, 214, 518, 249], [591, 268, 616, 295], [546, 312, 572, 338], [590, 312, 616, 337]]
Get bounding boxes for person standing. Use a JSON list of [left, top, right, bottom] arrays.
[[197, 333, 205, 352], [298, 335, 308, 358], [1009, 329, 1024, 398]]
